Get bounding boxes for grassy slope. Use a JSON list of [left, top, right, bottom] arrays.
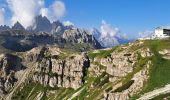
[[132, 39, 170, 99], [11, 39, 170, 100], [142, 39, 170, 91]]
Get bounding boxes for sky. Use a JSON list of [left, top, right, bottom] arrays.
[[0, 0, 170, 38]]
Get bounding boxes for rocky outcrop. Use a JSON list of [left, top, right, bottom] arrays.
[[140, 48, 153, 57], [0, 54, 23, 96], [101, 52, 137, 78], [88, 63, 105, 77], [31, 47, 90, 89], [159, 49, 170, 59], [88, 44, 153, 100], [104, 61, 151, 100]]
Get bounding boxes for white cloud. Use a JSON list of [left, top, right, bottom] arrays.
[[7, 0, 44, 28], [51, 1, 65, 18], [92, 20, 129, 48], [40, 0, 66, 21], [40, 8, 48, 17], [100, 20, 119, 38], [63, 21, 74, 26], [6, 0, 66, 28], [0, 8, 5, 25], [97, 20, 122, 47]]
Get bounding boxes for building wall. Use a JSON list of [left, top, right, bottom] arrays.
[[153, 28, 169, 38]]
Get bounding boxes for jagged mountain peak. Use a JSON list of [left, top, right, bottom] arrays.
[[36, 15, 51, 24], [12, 21, 25, 30], [33, 15, 52, 32]]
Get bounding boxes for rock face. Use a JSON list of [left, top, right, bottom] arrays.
[[31, 47, 90, 89], [159, 49, 170, 59], [63, 28, 102, 49], [33, 15, 52, 32], [0, 54, 23, 96], [51, 21, 66, 35], [103, 52, 137, 78], [87, 43, 153, 100], [105, 61, 151, 100], [140, 48, 153, 57]]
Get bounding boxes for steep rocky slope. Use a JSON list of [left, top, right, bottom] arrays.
[[0, 39, 170, 100], [0, 54, 24, 97]]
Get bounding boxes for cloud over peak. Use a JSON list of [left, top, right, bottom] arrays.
[[5, 0, 66, 28], [51, 1, 66, 19], [92, 20, 129, 48], [40, 0, 66, 22], [7, 0, 44, 28], [101, 20, 119, 38]]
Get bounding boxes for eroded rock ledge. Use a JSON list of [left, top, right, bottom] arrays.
[[29, 47, 90, 89]]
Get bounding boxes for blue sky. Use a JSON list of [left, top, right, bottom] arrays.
[[1, 0, 170, 38], [63, 0, 170, 38]]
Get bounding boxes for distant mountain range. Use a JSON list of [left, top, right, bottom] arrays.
[[0, 15, 132, 51], [91, 28, 132, 48]]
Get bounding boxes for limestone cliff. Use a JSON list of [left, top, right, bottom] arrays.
[[31, 47, 90, 89]]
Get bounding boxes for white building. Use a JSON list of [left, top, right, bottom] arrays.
[[152, 27, 170, 39]]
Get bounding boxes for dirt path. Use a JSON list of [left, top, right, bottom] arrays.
[[137, 84, 170, 100]]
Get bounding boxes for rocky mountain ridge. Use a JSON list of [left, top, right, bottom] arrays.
[[0, 29, 102, 52], [0, 15, 103, 52], [0, 15, 131, 50]]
